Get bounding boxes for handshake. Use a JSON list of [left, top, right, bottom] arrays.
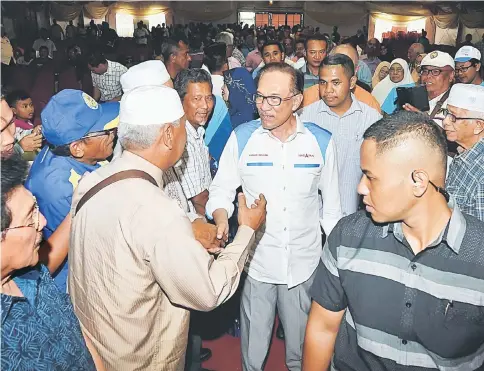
[[192, 193, 267, 254]]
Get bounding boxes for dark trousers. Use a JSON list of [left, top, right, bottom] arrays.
[[184, 318, 202, 371]]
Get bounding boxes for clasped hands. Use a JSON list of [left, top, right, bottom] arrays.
[[192, 193, 267, 254]]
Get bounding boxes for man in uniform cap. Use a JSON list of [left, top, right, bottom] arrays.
[[454, 46, 483, 86], [25, 90, 119, 292], [404, 50, 455, 128], [68, 85, 267, 371], [444, 83, 484, 221]]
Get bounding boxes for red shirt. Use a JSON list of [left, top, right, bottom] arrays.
[[15, 118, 34, 130]]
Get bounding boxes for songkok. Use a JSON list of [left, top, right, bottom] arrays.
[[120, 86, 184, 126], [42, 89, 119, 146], [447, 83, 484, 114], [120, 60, 171, 93], [455, 46, 481, 63], [421, 51, 455, 70]]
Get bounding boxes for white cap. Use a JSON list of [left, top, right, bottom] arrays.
[[455, 46, 481, 63], [120, 60, 171, 93], [120, 86, 184, 126], [421, 51, 455, 70], [447, 83, 484, 114]]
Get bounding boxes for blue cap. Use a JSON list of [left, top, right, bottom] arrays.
[[41, 89, 120, 146]]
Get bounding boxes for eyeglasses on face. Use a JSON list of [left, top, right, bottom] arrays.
[[0, 115, 16, 133], [82, 128, 117, 140], [455, 64, 475, 74], [254, 93, 299, 107], [440, 108, 482, 123], [1, 196, 40, 238], [419, 68, 445, 77]]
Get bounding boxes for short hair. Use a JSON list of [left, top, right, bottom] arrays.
[[39, 46, 49, 53], [5, 90, 31, 108], [320, 54, 355, 78], [215, 32, 234, 46], [87, 51, 107, 67], [257, 62, 304, 95], [295, 39, 305, 46], [161, 36, 188, 62], [469, 58, 481, 66], [257, 34, 267, 44], [118, 120, 179, 151], [174, 68, 213, 101], [1, 154, 29, 232], [262, 40, 284, 55], [203, 53, 228, 74], [304, 34, 328, 51], [363, 111, 447, 170]]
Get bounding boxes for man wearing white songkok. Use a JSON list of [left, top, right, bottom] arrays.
[[444, 83, 484, 221], [120, 59, 173, 92], [68, 85, 266, 371]]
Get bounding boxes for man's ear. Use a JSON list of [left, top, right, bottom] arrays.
[[474, 119, 484, 135], [411, 169, 430, 199], [281, 52, 285, 61], [69, 140, 85, 159], [11, 107, 17, 115], [160, 123, 174, 150], [349, 75, 357, 90], [292, 92, 303, 111]]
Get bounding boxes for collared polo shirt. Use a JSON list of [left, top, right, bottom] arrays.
[[447, 137, 484, 221], [311, 202, 484, 371], [299, 94, 382, 216], [207, 114, 342, 288], [91, 60, 127, 101], [300, 63, 319, 90]]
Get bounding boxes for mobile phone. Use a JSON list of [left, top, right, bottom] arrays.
[[396, 85, 430, 112]]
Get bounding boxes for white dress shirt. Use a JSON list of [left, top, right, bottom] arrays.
[[428, 90, 449, 127], [206, 114, 342, 288]]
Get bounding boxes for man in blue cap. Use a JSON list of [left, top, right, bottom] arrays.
[[25, 89, 119, 292]]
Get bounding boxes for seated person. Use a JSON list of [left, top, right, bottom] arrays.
[[31, 46, 52, 69], [1, 154, 103, 370], [25, 90, 120, 292]]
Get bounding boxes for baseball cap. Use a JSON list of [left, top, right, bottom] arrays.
[[120, 60, 171, 93], [447, 83, 484, 113], [120, 86, 184, 127], [42, 89, 120, 146], [455, 46, 482, 63], [421, 51, 455, 70]]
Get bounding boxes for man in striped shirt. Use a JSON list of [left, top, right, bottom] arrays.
[[304, 111, 484, 371], [299, 54, 382, 217]]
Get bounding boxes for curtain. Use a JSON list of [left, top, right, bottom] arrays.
[[432, 14, 459, 29], [365, 3, 433, 17], [172, 2, 235, 22], [111, 2, 170, 17], [50, 2, 82, 22], [83, 3, 111, 20], [304, 2, 367, 26]]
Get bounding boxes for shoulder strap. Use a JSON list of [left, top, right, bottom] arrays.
[[429, 89, 451, 119], [75, 170, 157, 215]]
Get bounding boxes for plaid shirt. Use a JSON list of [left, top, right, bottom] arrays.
[[446, 138, 484, 221], [299, 63, 319, 91], [174, 123, 211, 212], [91, 60, 127, 101]]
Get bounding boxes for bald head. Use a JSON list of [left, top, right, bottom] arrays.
[[330, 44, 358, 75], [408, 43, 425, 63]]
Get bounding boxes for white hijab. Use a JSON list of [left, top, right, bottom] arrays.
[[372, 58, 414, 105]]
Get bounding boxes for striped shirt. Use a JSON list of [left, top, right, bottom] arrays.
[[299, 63, 319, 90], [446, 137, 484, 221], [299, 95, 382, 216], [91, 60, 127, 101], [174, 122, 211, 212], [311, 201, 484, 371]]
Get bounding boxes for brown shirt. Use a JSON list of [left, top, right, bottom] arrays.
[[68, 150, 254, 371]]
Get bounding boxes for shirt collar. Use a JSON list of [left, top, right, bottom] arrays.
[[381, 197, 466, 254], [317, 93, 362, 117], [186, 121, 205, 139], [454, 137, 484, 164], [257, 114, 305, 140], [120, 150, 164, 188]]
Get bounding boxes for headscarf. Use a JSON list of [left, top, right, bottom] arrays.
[[371, 61, 391, 90], [223, 67, 258, 128], [371, 58, 414, 105]]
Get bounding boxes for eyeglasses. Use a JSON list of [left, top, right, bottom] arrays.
[[420, 68, 446, 76], [455, 64, 475, 74], [254, 93, 299, 107], [82, 128, 117, 140], [440, 108, 482, 123], [0, 115, 16, 133], [1, 196, 40, 238]]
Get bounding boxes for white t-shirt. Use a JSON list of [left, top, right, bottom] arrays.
[[133, 28, 150, 45], [32, 38, 57, 58]]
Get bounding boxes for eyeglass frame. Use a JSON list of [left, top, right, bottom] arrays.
[[419, 67, 452, 77], [1, 196, 40, 239], [253, 92, 300, 107], [440, 108, 483, 123], [82, 128, 117, 140], [0, 114, 16, 133], [455, 62, 477, 74]]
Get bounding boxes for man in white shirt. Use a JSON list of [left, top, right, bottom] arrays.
[[88, 51, 128, 102], [32, 28, 56, 59], [206, 63, 342, 371], [133, 21, 150, 46]]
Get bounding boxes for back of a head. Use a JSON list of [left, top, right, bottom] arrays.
[[174, 68, 213, 100], [321, 54, 355, 78], [331, 44, 358, 70], [258, 62, 304, 94], [215, 32, 233, 46], [204, 53, 227, 74], [363, 111, 448, 177]]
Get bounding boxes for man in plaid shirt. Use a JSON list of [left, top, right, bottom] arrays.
[[88, 51, 127, 102], [444, 83, 484, 221]]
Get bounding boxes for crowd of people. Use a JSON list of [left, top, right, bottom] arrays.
[[1, 15, 484, 371]]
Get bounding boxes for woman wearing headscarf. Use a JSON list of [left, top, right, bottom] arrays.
[[372, 58, 415, 106], [221, 67, 258, 129], [371, 61, 391, 91]]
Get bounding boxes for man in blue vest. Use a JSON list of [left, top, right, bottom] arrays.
[[25, 89, 119, 292]]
